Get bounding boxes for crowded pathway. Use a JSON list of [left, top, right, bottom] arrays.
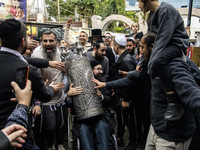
[[1, 0, 200, 150]]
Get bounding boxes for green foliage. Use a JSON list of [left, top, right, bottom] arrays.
[[124, 11, 139, 22], [94, 0, 125, 17], [114, 25, 124, 33], [45, 0, 74, 20], [66, 0, 125, 18], [106, 21, 128, 33], [66, 0, 96, 18], [45, 0, 141, 33]]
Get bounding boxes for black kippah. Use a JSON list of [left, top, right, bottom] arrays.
[[0, 18, 22, 39], [90, 60, 100, 68]]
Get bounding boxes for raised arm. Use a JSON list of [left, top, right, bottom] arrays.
[[1, 80, 32, 149], [64, 16, 75, 46]]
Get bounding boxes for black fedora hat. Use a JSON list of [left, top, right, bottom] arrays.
[[89, 29, 105, 39]]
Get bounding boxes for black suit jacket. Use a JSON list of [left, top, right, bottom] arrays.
[[0, 51, 54, 129], [106, 47, 116, 81], [115, 50, 136, 102], [24, 55, 49, 68]]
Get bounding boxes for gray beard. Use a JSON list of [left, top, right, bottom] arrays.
[[43, 46, 57, 61]]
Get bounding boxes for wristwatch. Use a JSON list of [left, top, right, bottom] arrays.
[[16, 104, 32, 116]]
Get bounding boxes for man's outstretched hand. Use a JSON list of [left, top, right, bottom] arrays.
[[118, 70, 128, 78], [49, 61, 65, 71], [92, 78, 106, 89]]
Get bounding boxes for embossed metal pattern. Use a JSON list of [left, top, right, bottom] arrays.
[[65, 44, 104, 120]]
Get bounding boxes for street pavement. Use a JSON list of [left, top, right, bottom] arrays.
[[117, 126, 144, 150]]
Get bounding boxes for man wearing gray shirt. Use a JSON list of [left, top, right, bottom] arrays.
[[87, 40, 109, 81], [31, 30, 66, 150]]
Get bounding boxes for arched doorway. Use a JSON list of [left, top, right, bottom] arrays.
[[100, 15, 134, 33]]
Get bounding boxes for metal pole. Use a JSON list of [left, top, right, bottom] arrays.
[[37, 0, 39, 13], [26, 0, 28, 22], [31, 24, 32, 38], [187, 0, 193, 27], [58, 0, 60, 24], [186, 0, 193, 37], [61, 26, 63, 39]]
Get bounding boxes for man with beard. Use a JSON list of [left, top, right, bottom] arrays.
[[93, 32, 200, 149], [103, 33, 112, 48], [23, 38, 65, 70], [31, 30, 66, 150], [66, 60, 111, 150], [126, 37, 136, 57], [64, 16, 91, 51], [0, 19, 59, 149], [87, 39, 109, 81]]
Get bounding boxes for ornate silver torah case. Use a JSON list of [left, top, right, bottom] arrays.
[[65, 43, 104, 120]]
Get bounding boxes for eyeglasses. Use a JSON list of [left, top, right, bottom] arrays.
[[104, 36, 111, 39], [93, 68, 102, 71]]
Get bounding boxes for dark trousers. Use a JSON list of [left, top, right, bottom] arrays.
[[43, 104, 66, 147], [116, 105, 137, 142], [135, 103, 151, 143], [32, 115, 44, 150], [151, 45, 182, 92], [79, 119, 110, 150]]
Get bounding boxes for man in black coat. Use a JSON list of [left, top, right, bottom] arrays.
[[0, 19, 60, 149], [112, 35, 137, 149], [93, 31, 200, 149], [103, 33, 117, 81], [24, 55, 65, 69]]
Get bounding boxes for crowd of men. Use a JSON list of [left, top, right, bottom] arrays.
[[1, 1, 200, 150], [0, 17, 141, 150]]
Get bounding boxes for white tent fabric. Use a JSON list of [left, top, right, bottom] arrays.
[[27, 0, 47, 17]]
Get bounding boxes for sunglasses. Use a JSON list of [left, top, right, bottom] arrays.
[[104, 36, 111, 39]]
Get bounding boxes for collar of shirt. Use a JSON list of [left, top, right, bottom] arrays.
[[0, 47, 27, 63], [111, 47, 119, 62]]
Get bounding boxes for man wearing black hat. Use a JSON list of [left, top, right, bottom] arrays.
[[0, 18, 59, 149], [66, 59, 112, 150], [88, 29, 106, 48], [88, 29, 118, 82]]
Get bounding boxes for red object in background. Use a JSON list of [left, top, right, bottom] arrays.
[[10, 7, 17, 17], [187, 47, 193, 59]]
